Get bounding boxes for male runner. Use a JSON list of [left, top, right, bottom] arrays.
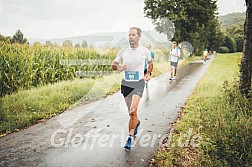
[[169, 41, 181, 80], [112, 27, 153, 150]]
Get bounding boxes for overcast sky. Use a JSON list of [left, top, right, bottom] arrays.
[[0, 0, 246, 39]]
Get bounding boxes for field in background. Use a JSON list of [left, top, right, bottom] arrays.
[[0, 45, 179, 135], [0, 44, 118, 97]]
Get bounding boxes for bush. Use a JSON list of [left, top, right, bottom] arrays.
[[223, 35, 237, 53], [203, 83, 252, 167], [218, 47, 229, 53], [234, 35, 244, 52]]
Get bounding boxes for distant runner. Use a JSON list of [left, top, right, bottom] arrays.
[[169, 41, 181, 80], [203, 48, 208, 63], [144, 44, 154, 89]]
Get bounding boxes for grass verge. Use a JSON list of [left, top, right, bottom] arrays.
[[0, 52, 198, 136], [150, 53, 252, 167], [0, 74, 121, 135]]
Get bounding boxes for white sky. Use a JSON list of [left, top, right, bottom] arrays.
[[0, 0, 246, 39]]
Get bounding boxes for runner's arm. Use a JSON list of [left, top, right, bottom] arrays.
[[147, 62, 153, 73], [177, 49, 181, 58], [111, 61, 127, 71], [144, 59, 153, 81]]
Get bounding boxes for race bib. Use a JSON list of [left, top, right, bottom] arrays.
[[124, 71, 139, 81]]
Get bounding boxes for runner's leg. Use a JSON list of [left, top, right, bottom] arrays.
[[171, 66, 175, 79], [170, 66, 173, 79], [124, 96, 132, 132], [128, 94, 141, 136], [124, 96, 132, 111]]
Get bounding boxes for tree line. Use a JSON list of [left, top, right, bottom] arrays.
[[0, 30, 28, 45], [0, 30, 89, 48], [144, 0, 245, 54], [219, 12, 245, 53], [144, 0, 251, 97]]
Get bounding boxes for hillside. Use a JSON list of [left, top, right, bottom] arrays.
[[28, 12, 247, 47], [28, 30, 169, 48], [218, 12, 246, 28]]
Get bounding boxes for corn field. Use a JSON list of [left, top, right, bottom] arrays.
[[0, 44, 117, 97]]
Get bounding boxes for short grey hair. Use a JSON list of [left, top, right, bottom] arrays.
[[130, 27, 142, 37]]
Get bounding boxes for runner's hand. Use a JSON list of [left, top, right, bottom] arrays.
[[116, 64, 127, 71], [120, 64, 128, 71], [144, 73, 150, 81]]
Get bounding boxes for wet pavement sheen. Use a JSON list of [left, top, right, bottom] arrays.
[[0, 57, 213, 167]]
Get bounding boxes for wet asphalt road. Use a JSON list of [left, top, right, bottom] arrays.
[[0, 57, 213, 167]]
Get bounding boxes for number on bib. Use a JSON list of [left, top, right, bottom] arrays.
[[125, 71, 139, 81]]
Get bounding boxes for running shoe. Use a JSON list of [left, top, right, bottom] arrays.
[[124, 136, 133, 150]]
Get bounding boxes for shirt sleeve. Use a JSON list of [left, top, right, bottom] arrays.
[[151, 51, 155, 59], [146, 50, 152, 62]]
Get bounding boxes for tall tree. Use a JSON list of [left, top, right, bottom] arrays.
[[223, 35, 237, 53], [205, 19, 225, 51], [45, 40, 53, 47], [234, 35, 244, 52], [81, 40, 88, 48], [224, 23, 244, 52], [240, 0, 252, 97], [62, 40, 73, 47], [11, 30, 28, 44], [33, 42, 42, 47], [144, 0, 218, 55], [75, 43, 81, 48]]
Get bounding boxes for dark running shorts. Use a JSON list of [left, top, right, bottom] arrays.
[[170, 61, 178, 67], [144, 69, 152, 76], [121, 79, 145, 97]]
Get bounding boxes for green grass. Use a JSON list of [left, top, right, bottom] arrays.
[[0, 74, 121, 134], [150, 53, 252, 167], [0, 51, 198, 135]]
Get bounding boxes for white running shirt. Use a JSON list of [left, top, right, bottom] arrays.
[[170, 48, 181, 62], [114, 45, 151, 81]]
